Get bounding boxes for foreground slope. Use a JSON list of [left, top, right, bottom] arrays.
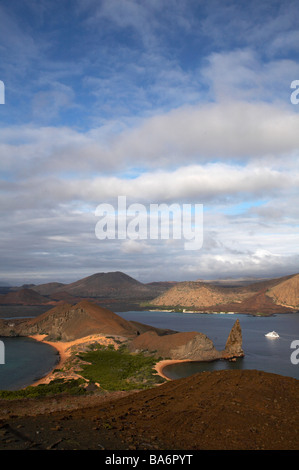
[[0, 369, 298, 450]]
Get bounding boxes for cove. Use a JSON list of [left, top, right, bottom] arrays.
[[0, 336, 59, 391]]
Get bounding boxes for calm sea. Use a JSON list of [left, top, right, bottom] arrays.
[[0, 337, 59, 391], [0, 310, 298, 390], [118, 310, 299, 380]]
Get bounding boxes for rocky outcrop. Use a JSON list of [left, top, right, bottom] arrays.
[[222, 319, 244, 358], [129, 320, 244, 361], [129, 330, 221, 361]]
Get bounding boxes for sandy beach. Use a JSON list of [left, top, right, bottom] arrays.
[[28, 334, 192, 387], [28, 334, 117, 386], [154, 359, 191, 380]]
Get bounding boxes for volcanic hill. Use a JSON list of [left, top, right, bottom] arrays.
[[0, 288, 54, 306], [150, 273, 299, 314], [0, 301, 141, 341], [45, 272, 160, 300], [267, 273, 299, 308], [0, 272, 174, 313], [1, 271, 298, 315]]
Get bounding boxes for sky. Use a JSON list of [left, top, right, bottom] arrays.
[[0, 0, 299, 285]]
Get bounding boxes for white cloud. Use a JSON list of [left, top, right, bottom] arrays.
[[2, 99, 299, 181], [1, 161, 297, 211], [201, 49, 299, 103], [1, 0, 299, 283], [120, 239, 156, 254]]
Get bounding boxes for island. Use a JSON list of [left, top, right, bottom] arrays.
[[0, 300, 243, 388]]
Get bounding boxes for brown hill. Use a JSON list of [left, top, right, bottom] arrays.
[[212, 289, 293, 315], [31, 282, 66, 296], [151, 281, 248, 309], [267, 273, 299, 308], [51, 272, 160, 300], [0, 301, 176, 342], [150, 274, 299, 313], [47, 290, 83, 304], [21, 301, 140, 341], [0, 288, 53, 306]]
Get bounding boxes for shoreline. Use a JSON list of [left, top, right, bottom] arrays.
[[26, 336, 240, 387], [27, 335, 75, 387], [154, 359, 192, 380], [27, 334, 117, 387], [28, 334, 189, 387]]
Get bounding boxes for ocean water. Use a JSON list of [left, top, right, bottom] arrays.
[[118, 311, 299, 380], [0, 310, 298, 390], [0, 337, 59, 391]]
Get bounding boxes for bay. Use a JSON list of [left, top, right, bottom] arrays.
[[118, 311, 299, 380], [0, 310, 298, 390], [0, 337, 59, 391]]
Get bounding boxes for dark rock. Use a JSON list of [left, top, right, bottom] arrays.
[[222, 319, 244, 358]]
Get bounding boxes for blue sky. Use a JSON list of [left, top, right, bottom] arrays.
[[0, 0, 299, 284]]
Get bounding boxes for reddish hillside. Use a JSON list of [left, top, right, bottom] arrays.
[[150, 274, 299, 314], [0, 288, 53, 306], [151, 281, 249, 309], [51, 272, 160, 300], [1, 369, 298, 450], [31, 282, 66, 296], [23, 300, 139, 341], [267, 274, 299, 308]]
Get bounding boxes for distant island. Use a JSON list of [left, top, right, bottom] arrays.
[[0, 271, 298, 317]]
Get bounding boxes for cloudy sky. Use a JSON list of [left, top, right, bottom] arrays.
[[0, 0, 299, 285]]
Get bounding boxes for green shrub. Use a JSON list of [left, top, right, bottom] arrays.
[[77, 345, 165, 391], [0, 378, 86, 399]]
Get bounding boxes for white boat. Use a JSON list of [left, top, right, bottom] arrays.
[[265, 331, 280, 338]]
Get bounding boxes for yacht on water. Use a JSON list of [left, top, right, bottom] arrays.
[[265, 331, 280, 338]]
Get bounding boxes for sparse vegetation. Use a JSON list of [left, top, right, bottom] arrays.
[[0, 378, 86, 399], [77, 344, 165, 391]]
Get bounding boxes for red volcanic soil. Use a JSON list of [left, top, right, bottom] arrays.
[[0, 369, 298, 450], [52, 271, 157, 299], [207, 289, 293, 314], [0, 288, 53, 306], [152, 274, 299, 314], [24, 300, 139, 340]]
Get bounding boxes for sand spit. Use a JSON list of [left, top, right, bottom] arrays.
[[28, 334, 119, 387]]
